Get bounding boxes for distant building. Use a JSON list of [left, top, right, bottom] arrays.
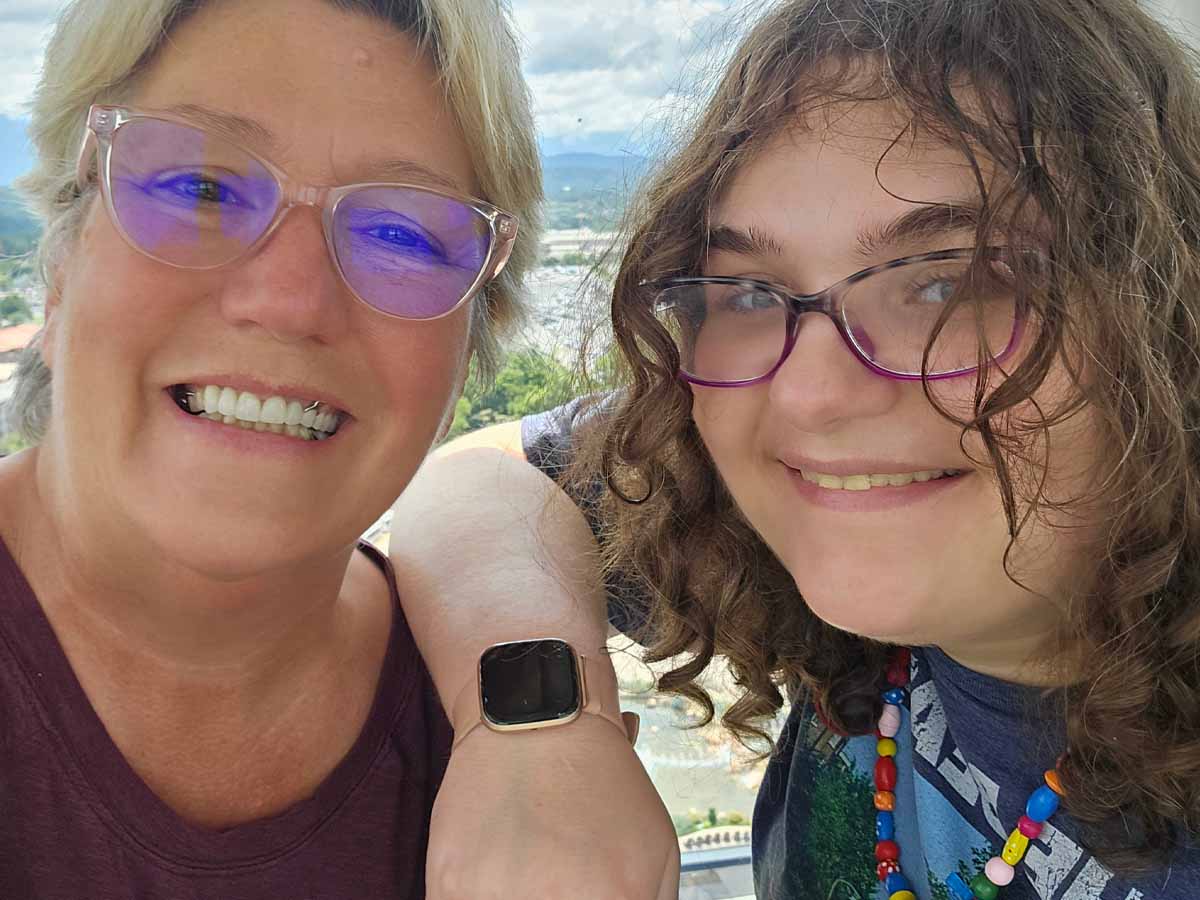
[[539, 228, 618, 260], [0, 323, 37, 438]]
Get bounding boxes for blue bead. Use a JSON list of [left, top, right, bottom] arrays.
[[946, 872, 976, 900], [886, 871, 912, 894], [1026, 784, 1061, 822], [876, 811, 895, 841], [882, 687, 906, 704]]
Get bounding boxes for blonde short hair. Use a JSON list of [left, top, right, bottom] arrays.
[[12, 0, 542, 441]]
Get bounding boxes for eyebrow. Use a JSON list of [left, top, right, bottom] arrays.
[[706, 201, 983, 264], [162, 103, 467, 193]]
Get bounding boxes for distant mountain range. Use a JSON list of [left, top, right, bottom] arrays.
[[543, 151, 647, 199], [0, 116, 32, 187], [0, 187, 37, 256]]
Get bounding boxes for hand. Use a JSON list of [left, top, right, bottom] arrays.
[[426, 716, 681, 900]]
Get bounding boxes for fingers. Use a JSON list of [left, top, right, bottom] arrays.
[[622, 710, 641, 745]]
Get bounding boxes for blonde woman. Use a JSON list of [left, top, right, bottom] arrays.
[[396, 0, 1200, 898], [0, 0, 674, 897]]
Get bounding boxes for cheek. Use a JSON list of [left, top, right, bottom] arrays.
[[692, 387, 771, 500], [366, 312, 471, 424]]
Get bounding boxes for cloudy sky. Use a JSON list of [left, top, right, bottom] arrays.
[[0, 0, 753, 183]]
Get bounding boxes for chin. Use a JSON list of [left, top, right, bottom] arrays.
[[136, 499, 361, 582], [788, 563, 943, 644]]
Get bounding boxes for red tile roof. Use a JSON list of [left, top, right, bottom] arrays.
[[0, 323, 39, 355]]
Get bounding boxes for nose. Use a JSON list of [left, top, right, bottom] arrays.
[[218, 206, 350, 344], [766, 311, 898, 433]]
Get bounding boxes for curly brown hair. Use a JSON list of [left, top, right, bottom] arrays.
[[568, 0, 1200, 876]]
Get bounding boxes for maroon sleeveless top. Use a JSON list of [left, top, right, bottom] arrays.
[[0, 539, 451, 898]]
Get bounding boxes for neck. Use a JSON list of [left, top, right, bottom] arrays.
[[932, 620, 1075, 689], [5, 445, 367, 690], [0, 448, 392, 827]]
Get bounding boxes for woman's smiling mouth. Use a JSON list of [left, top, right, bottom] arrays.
[[796, 468, 967, 491], [170, 383, 346, 441]]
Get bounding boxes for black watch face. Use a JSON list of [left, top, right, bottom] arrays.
[[479, 639, 581, 727]]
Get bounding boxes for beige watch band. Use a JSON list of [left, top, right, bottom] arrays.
[[450, 645, 636, 750]]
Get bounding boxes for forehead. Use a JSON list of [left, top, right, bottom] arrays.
[[712, 99, 998, 260], [128, 0, 476, 192]]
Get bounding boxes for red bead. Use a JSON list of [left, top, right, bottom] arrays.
[[875, 840, 901, 863], [875, 756, 898, 791], [887, 649, 912, 685], [1018, 814, 1043, 839], [886, 663, 909, 686], [877, 859, 901, 881]]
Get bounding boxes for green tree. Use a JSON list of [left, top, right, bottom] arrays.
[[0, 293, 32, 325], [793, 754, 877, 900], [445, 349, 576, 440]]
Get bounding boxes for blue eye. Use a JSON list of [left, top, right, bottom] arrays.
[[355, 223, 446, 261], [144, 172, 249, 208], [725, 288, 779, 313], [910, 278, 958, 304]]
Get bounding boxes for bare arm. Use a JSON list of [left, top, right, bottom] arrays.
[[388, 421, 610, 721], [389, 421, 679, 900]]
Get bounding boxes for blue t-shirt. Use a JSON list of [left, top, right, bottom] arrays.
[[522, 403, 1200, 900]]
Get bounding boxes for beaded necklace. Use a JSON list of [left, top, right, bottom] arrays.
[[871, 649, 1066, 900]]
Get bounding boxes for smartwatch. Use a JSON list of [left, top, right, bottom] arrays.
[[450, 638, 637, 748]]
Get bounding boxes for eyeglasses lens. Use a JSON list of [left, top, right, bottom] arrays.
[[107, 117, 492, 319], [655, 257, 1018, 382], [331, 186, 490, 319], [109, 118, 278, 269], [656, 282, 788, 383]]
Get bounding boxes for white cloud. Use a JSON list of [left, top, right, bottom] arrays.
[[0, 0, 749, 143], [511, 0, 744, 146], [0, 0, 59, 117]]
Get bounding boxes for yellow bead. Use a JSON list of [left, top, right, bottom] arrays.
[[1002, 827, 1030, 865], [877, 738, 898, 757], [889, 892, 918, 900]]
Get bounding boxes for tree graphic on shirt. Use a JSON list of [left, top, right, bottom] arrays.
[[795, 753, 877, 898], [928, 845, 993, 900]]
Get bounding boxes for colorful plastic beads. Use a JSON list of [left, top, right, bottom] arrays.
[[971, 872, 1001, 900]]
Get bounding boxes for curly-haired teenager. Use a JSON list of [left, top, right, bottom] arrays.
[[392, 1, 1200, 897]]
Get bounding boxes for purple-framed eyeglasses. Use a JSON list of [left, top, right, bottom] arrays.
[[76, 104, 518, 321], [647, 247, 1035, 387]]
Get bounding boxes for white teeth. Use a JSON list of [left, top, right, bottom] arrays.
[[181, 383, 344, 442], [260, 396, 287, 425], [217, 387, 239, 417], [801, 468, 958, 490], [235, 392, 262, 422]]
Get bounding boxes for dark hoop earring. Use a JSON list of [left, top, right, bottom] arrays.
[[606, 466, 655, 505]]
